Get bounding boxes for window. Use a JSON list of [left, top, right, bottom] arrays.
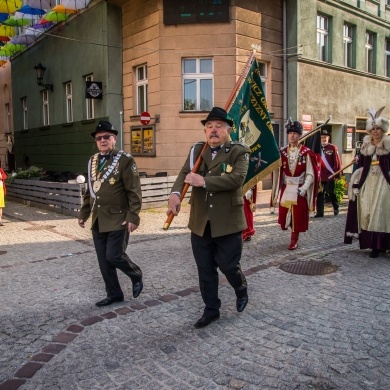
[[386, 39, 390, 78], [4, 102, 10, 133], [182, 58, 213, 111], [130, 125, 156, 156], [65, 82, 73, 123], [317, 15, 330, 62], [365, 32, 375, 73], [22, 97, 27, 130], [343, 24, 354, 68], [257, 62, 267, 98], [42, 90, 49, 126], [136, 65, 148, 115], [85, 75, 94, 119]]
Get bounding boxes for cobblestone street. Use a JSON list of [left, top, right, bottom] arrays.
[[1, 194, 390, 390]]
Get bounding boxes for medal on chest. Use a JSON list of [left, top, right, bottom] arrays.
[[93, 180, 102, 192]]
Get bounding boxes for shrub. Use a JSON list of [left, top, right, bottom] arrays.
[[334, 175, 348, 203], [6, 166, 45, 183]]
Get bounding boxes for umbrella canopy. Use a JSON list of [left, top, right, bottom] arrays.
[[10, 33, 37, 45], [0, 25, 15, 38], [32, 20, 53, 28], [24, 0, 55, 9], [0, 12, 9, 21], [3, 15, 30, 26], [0, 0, 22, 14], [52, 4, 76, 14], [58, 0, 90, 10], [17, 4, 45, 15], [2, 42, 26, 52], [41, 10, 69, 22]]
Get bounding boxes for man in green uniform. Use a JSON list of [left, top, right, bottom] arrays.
[[167, 107, 250, 328], [78, 121, 143, 306]]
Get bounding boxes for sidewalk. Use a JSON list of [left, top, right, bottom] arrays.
[[1, 197, 390, 389]]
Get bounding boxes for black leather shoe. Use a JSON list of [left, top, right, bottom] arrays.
[[95, 297, 124, 307], [236, 296, 249, 312], [369, 249, 380, 258], [334, 209, 339, 216], [132, 280, 143, 298], [314, 214, 323, 218], [194, 313, 220, 328]]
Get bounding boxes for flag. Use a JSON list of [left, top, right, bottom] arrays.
[[228, 59, 281, 194]]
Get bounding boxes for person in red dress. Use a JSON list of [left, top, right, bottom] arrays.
[[272, 120, 319, 250]]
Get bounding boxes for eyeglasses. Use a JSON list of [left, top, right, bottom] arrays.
[[95, 135, 112, 141]]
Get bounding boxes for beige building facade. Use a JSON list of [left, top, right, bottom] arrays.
[[120, 0, 284, 176]]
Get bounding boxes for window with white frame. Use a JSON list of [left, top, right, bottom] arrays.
[[136, 65, 148, 115], [65, 82, 73, 123], [365, 32, 375, 73], [317, 14, 329, 62], [343, 23, 354, 68], [42, 90, 49, 126], [386, 39, 390, 78], [182, 58, 213, 111], [85, 75, 94, 120], [22, 97, 27, 130]]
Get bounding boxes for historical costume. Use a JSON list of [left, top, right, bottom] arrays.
[[242, 185, 257, 241], [272, 120, 319, 250], [344, 107, 390, 258]]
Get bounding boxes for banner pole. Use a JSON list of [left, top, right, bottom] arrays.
[[163, 45, 260, 230]]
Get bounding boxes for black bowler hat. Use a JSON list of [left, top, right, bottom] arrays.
[[321, 129, 330, 136], [91, 120, 118, 137], [201, 107, 233, 127]]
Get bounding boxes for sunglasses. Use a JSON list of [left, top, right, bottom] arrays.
[[95, 135, 112, 141]]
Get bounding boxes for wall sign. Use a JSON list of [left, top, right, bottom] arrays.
[[85, 81, 103, 99]]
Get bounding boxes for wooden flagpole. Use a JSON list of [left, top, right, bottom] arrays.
[[163, 45, 260, 230]]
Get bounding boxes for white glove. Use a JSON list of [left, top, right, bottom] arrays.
[[353, 188, 359, 195], [297, 188, 306, 197], [245, 189, 252, 200]]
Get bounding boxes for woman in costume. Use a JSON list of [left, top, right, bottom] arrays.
[[344, 107, 390, 258]]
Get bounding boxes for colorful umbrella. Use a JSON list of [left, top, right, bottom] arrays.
[[10, 33, 37, 45], [0, 25, 15, 38], [3, 15, 30, 26], [0, 48, 12, 56], [32, 20, 53, 29], [17, 4, 45, 15], [24, 0, 55, 8], [0, 13, 9, 21], [2, 42, 26, 52], [59, 0, 90, 10], [51, 4, 76, 14], [0, 0, 22, 14], [41, 10, 69, 22]]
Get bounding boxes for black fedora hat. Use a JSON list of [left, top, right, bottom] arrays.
[[91, 121, 118, 138], [201, 107, 233, 127], [320, 129, 330, 136]]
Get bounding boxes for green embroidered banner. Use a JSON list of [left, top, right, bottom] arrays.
[[228, 59, 281, 193]]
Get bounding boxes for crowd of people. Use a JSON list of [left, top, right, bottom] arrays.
[[2, 105, 387, 329]]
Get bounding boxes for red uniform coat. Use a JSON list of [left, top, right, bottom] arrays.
[[278, 145, 319, 233], [319, 143, 341, 182]]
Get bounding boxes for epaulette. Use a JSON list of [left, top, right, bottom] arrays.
[[231, 141, 247, 148], [193, 141, 206, 147]]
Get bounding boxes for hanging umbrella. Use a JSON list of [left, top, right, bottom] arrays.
[[41, 10, 69, 22], [3, 15, 30, 26], [17, 4, 45, 15], [10, 33, 37, 45], [2, 42, 26, 52], [32, 20, 53, 29], [0, 25, 15, 38], [0, 48, 12, 56], [24, 0, 55, 9], [0, 13, 9, 21], [60, 0, 90, 10], [51, 4, 76, 14], [0, 0, 22, 14]]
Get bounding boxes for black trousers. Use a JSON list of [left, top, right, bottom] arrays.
[[92, 222, 142, 299], [316, 180, 339, 216], [191, 222, 247, 316]]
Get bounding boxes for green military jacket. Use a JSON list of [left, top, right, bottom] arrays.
[[78, 148, 142, 233], [171, 141, 250, 238]]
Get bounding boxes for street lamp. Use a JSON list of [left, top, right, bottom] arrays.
[[33, 63, 53, 91]]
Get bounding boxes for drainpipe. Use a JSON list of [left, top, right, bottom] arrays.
[[283, 0, 288, 146], [119, 111, 123, 150]]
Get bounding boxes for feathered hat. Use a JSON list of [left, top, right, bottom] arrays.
[[366, 106, 389, 134], [285, 117, 303, 135]]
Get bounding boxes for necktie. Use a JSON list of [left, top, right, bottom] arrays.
[[211, 146, 221, 160]]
